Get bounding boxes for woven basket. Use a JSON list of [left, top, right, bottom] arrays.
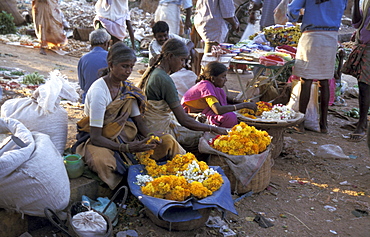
[[236, 112, 305, 159], [145, 208, 212, 231], [73, 27, 94, 41], [208, 153, 272, 194]]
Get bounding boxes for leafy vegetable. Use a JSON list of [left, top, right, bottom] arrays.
[[0, 11, 17, 34], [22, 72, 45, 85]]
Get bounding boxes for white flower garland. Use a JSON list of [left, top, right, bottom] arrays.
[[176, 160, 218, 183], [262, 104, 295, 120]]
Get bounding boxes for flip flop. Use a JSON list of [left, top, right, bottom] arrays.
[[347, 133, 366, 142]]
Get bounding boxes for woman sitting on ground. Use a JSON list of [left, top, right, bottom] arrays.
[[72, 42, 185, 190], [181, 61, 257, 128], [138, 38, 228, 151]]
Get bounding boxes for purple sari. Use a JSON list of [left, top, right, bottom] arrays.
[[182, 80, 237, 128]]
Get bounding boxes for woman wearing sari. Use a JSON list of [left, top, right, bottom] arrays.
[[72, 42, 185, 190], [138, 38, 228, 151], [32, 0, 67, 55], [182, 61, 257, 128]]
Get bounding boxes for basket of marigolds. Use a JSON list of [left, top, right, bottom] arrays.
[[235, 101, 305, 159], [198, 123, 273, 194], [128, 138, 237, 231]]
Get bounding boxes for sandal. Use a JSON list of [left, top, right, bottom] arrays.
[[347, 133, 366, 142]]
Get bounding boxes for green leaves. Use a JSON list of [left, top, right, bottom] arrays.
[[0, 11, 17, 35]]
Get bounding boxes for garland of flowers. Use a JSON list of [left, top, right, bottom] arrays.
[[210, 122, 271, 156], [135, 137, 223, 201], [239, 101, 273, 119], [261, 104, 296, 120]]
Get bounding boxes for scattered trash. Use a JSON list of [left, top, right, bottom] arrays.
[[279, 214, 287, 218], [219, 225, 237, 237], [316, 144, 348, 159], [206, 216, 237, 236], [116, 230, 139, 237], [245, 216, 255, 222], [324, 205, 337, 212], [233, 191, 253, 203], [206, 216, 226, 228], [254, 214, 274, 228], [330, 230, 338, 235], [348, 154, 357, 159], [351, 209, 369, 218], [339, 181, 351, 186]]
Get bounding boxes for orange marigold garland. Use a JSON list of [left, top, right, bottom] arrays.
[[239, 101, 273, 118], [210, 122, 271, 155], [136, 137, 224, 201]]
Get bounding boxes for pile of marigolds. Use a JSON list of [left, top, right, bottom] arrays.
[[239, 101, 273, 119], [135, 137, 223, 201], [210, 122, 271, 156]]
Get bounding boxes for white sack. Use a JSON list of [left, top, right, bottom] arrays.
[[0, 118, 70, 217], [1, 70, 79, 154], [170, 68, 197, 100]]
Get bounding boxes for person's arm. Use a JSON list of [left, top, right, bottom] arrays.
[[224, 16, 240, 32], [171, 103, 228, 134], [249, 0, 263, 24], [287, 0, 305, 23], [184, 7, 192, 30], [126, 20, 136, 51], [77, 59, 85, 91], [353, 0, 362, 26], [210, 102, 257, 115], [90, 125, 157, 153]]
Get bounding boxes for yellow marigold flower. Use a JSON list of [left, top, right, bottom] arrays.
[[190, 181, 212, 199]]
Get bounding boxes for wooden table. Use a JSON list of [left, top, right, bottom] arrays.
[[229, 59, 295, 101]]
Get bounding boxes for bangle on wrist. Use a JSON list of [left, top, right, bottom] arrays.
[[233, 105, 237, 111], [126, 144, 130, 153], [119, 143, 124, 153]]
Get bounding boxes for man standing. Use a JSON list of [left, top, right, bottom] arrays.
[[287, 0, 347, 133], [94, 0, 135, 48], [344, 0, 370, 142], [77, 29, 111, 103], [194, 0, 239, 53], [154, 0, 192, 36], [249, 0, 282, 30]]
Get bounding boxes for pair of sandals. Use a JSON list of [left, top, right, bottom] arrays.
[[340, 123, 367, 142]]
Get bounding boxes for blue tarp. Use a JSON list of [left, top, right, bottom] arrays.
[[128, 165, 238, 222]]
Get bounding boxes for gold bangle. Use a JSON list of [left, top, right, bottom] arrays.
[[119, 143, 124, 153], [233, 105, 237, 111], [126, 144, 130, 153], [147, 132, 155, 137]]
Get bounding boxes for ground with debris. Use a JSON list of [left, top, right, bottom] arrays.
[[1, 39, 370, 237]]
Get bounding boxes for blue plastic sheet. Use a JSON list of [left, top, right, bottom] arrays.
[[128, 165, 237, 222]]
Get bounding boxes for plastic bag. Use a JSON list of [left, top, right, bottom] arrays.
[[315, 144, 348, 159], [240, 23, 256, 42], [71, 210, 107, 237], [82, 195, 118, 226], [287, 81, 320, 132], [274, 0, 289, 25]]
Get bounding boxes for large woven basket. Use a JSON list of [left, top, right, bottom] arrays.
[[145, 208, 212, 231], [236, 112, 305, 159], [208, 153, 272, 194]]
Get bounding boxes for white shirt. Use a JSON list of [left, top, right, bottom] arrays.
[[85, 78, 140, 127]]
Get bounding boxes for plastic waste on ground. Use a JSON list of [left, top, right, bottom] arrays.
[[315, 144, 348, 159]]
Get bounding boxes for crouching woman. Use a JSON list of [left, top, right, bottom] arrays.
[[72, 42, 185, 190]]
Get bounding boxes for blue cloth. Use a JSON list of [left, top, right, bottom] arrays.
[[128, 164, 238, 222], [287, 0, 347, 32], [77, 46, 108, 103]]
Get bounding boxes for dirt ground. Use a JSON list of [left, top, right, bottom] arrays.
[[1, 42, 370, 237]]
